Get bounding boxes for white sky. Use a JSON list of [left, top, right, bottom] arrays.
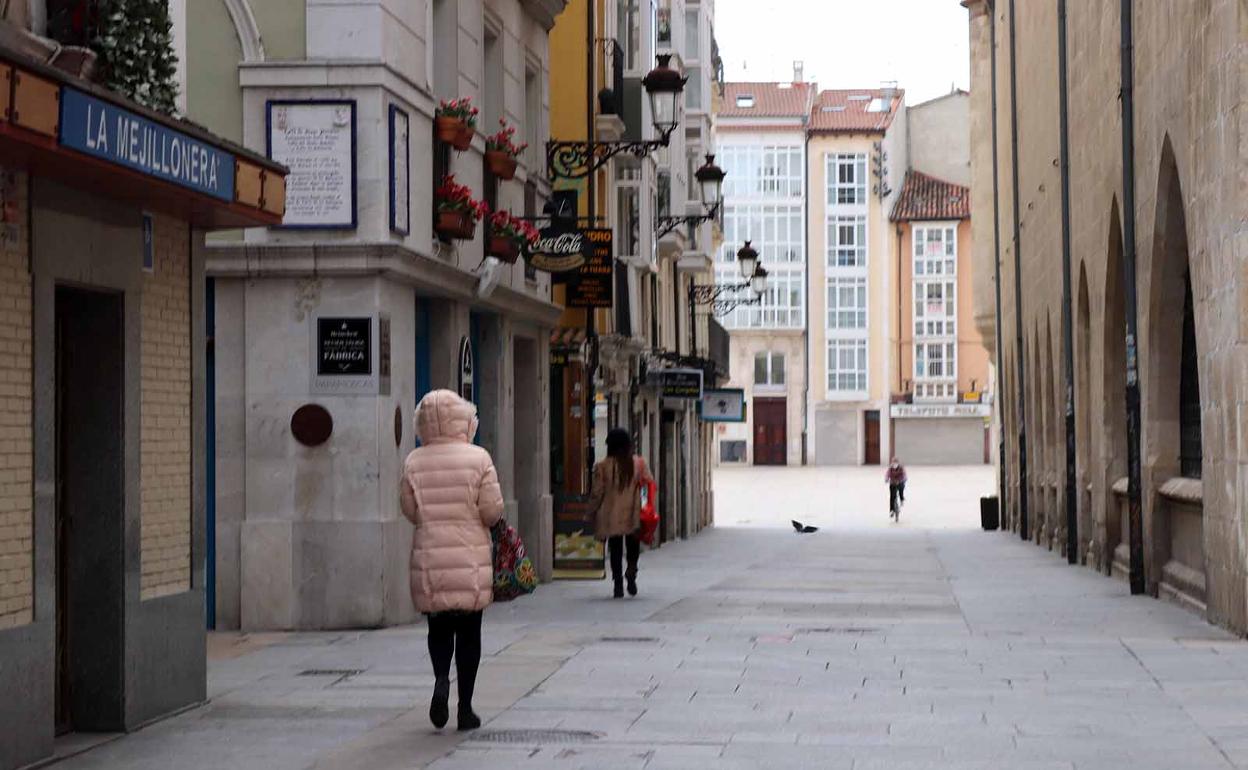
[[715, 0, 971, 105]]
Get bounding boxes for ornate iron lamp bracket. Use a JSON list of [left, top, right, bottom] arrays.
[[546, 135, 672, 180], [654, 203, 721, 241]]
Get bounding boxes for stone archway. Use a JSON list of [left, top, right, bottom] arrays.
[[1075, 261, 1093, 564], [1103, 198, 1128, 576], [1146, 136, 1205, 610]]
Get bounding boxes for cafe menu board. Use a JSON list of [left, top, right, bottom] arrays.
[[553, 494, 605, 579], [566, 228, 614, 308], [268, 101, 357, 228]]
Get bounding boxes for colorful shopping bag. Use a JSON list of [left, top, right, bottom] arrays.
[[491, 520, 538, 601]]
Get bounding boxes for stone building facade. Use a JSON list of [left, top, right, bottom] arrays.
[[181, 0, 567, 630], [964, 0, 1248, 633]]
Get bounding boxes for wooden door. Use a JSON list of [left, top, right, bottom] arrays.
[[864, 410, 881, 465], [752, 398, 787, 466]]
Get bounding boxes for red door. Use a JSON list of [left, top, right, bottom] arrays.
[[752, 398, 787, 466], [864, 410, 881, 465]]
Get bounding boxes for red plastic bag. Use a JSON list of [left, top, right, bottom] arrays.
[[638, 475, 658, 545]]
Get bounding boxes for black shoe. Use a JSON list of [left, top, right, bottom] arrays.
[[613, 578, 624, 599], [430, 678, 450, 729], [625, 569, 637, 597], [457, 707, 482, 731]]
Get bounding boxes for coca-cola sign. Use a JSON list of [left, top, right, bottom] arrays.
[[528, 225, 590, 273]]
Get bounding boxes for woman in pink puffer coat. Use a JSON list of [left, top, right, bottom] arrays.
[[400, 389, 504, 732]]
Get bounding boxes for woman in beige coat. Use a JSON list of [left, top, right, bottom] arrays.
[[400, 389, 504, 732], [588, 428, 653, 598]]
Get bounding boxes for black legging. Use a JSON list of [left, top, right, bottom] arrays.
[[427, 611, 483, 709], [889, 483, 906, 511], [607, 534, 640, 580]]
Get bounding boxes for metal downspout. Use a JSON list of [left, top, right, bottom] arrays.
[[1007, 0, 1030, 540], [988, 0, 1008, 531], [1058, 0, 1079, 563], [1119, 0, 1146, 595]]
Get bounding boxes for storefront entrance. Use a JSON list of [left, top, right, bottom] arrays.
[[752, 397, 787, 466], [54, 287, 125, 735]]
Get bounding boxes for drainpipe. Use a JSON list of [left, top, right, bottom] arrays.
[[1057, 0, 1078, 563], [988, 0, 1009, 530], [896, 224, 903, 395], [1007, 0, 1030, 540], [1119, 0, 1146, 595], [801, 120, 811, 465]]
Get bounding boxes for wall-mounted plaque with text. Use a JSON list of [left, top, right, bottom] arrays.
[[267, 100, 357, 229]]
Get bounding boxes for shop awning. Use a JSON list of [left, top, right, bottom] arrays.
[[0, 42, 286, 229]]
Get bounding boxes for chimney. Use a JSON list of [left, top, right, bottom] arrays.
[[793, 60, 804, 83]]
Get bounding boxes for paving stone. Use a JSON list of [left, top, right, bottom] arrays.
[[47, 467, 1248, 770]]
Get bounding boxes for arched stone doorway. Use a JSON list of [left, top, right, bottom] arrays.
[[1146, 137, 1205, 611], [1103, 199, 1129, 577]]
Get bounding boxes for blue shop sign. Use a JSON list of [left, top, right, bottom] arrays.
[[60, 87, 236, 202]]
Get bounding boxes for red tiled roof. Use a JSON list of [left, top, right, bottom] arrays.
[[890, 170, 971, 222], [809, 89, 904, 133], [721, 81, 816, 118]]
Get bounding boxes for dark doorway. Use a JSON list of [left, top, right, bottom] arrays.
[[55, 286, 126, 735], [752, 398, 787, 466], [864, 410, 881, 465]]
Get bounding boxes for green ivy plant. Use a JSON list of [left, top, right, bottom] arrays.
[[90, 0, 180, 114]]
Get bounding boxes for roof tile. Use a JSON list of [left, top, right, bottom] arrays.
[[721, 81, 816, 118], [890, 170, 971, 222], [809, 88, 904, 133]]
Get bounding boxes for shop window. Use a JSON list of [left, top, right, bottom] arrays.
[[720, 440, 747, 463]]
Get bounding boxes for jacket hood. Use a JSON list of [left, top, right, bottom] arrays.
[[415, 389, 479, 444]]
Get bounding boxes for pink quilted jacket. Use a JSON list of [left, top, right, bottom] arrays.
[[399, 390, 504, 614]]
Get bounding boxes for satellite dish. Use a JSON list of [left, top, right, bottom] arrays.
[[476, 256, 502, 298]]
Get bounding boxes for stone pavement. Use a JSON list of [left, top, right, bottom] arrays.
[[52, 466, 1248, 770]]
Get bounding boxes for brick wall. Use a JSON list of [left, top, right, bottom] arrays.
[[140, 214, 192, 600], [0, 170, 32, 629]]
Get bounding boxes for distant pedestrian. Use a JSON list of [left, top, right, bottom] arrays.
[[400, 389, 504, 732], [589, 428, 654, 598], [885, 457, 908, 521]]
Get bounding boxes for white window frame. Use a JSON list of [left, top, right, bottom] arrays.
[[827, 338, 869, 399], [826, 215, 867, 269], [753, 351, 786, 389], [912, 223, 959, 403], [716, 266, 804, 330], [827, 276, 867, 331], [720, 203, 804, 266], [827, 152, 867, 207], [720, 144, 804, 200]]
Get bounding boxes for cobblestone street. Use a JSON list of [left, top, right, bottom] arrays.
[[54, 467, 1248, 770]]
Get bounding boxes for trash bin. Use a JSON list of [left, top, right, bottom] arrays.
[[980, 496, 1000, 531]]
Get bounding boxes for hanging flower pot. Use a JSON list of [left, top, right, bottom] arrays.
[[452, 122, 474, 151], [435, 98, 479, 151], [486, 235, 520, 263], [434, 115, 465, 145], [435, 210, 476, 240], [484, 120, 527, 180], [485, 150, 518, 180]]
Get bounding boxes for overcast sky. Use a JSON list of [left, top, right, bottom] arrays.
[[715, 0, 971, 105]]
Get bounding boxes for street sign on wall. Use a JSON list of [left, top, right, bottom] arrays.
[[699, 388, 746, 422], [566, 228, 614, 308], [654, 368, 704, 400]]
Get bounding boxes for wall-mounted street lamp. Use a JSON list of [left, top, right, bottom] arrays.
[[656, 154, 726, 240], [546, 55, 687, 180], [688, 241, 771, 318]]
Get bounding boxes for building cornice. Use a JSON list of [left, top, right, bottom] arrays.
[[522, 0, 570, 31], [206, 243, 563, 327]]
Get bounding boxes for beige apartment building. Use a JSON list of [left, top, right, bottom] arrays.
[[964, 0, 1248, 634], [807, 88, 906, 466]]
